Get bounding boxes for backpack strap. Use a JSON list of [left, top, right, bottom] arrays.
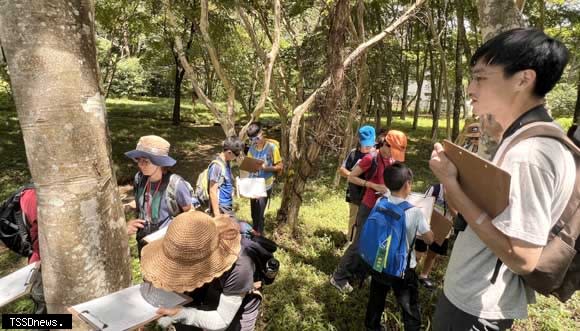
[[397, 200, 417, 273], [166, 174, 184, 217], [491, 122, 580, 284]]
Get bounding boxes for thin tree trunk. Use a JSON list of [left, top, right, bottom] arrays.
[[574, 73, 580, 126], [172, 64, 185, 126], [413, 47, 428, 130], [453, 0, 465, 141], [334, 0, 367, 187], [0, 0, 131, 322]]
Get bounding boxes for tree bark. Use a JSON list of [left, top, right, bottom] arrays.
[[476, 0, 524, 158], [413, 46, 428, 130], [0, 0, 131, 323], [574, 73, 580, 126], [453, 0, 466, 141], [172, 62, 185, 126]]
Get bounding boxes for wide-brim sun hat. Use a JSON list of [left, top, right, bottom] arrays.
[[125, 135, 177, 167], [385, 130, 408, 162], [140, 211, 241, 293]]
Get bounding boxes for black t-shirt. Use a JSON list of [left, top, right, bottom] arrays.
[[343, 148, 368, 204]]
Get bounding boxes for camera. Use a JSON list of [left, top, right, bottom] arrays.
[[262, 258, 280, 285]]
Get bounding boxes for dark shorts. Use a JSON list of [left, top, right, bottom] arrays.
[[415, 238, 449, 256]]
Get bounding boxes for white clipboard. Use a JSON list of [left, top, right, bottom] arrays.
[[0, 262, 40, 308]]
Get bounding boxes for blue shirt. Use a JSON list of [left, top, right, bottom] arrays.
[[208, 157, 234, 208]]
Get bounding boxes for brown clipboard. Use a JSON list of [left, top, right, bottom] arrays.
[[239, 157, 264, 172], [443, 140, 510, 218], [430, 209, 453, 246]]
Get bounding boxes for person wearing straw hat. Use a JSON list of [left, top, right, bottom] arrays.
[[125, 135, 193, 254], [141, 211, 262, 331]]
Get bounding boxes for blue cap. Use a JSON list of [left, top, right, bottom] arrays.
[[358, 125, 376, 147]]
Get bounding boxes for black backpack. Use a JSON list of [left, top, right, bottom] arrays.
[[0, 185, 34, 257], [242, 236, 279, 286]]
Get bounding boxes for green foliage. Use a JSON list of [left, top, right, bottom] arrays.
[[1, 97, 578, 330], [108, 57, 150, 97], [547, 82, 577, 118]]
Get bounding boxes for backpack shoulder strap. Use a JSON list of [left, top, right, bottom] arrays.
[[397, 200, 414, 211], [497, 122, 580, 166], [366, 152, 379, 180]]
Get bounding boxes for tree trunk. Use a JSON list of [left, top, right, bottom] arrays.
[[476, 0, 524, 158], [574, 73, 580, 126], [277, 0, 350, 234], [277, 0, 427, 233], [172, 61, 185, 126], [0, 0, 131, 322], [453, 0, 465, 141], [413, 47, 428, 130]]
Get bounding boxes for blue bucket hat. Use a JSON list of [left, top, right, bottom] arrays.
[[125, 135, 176, 167], [358, 125, 376, 147]]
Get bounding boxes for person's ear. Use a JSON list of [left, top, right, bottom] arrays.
[[516, 69, 536, 92]]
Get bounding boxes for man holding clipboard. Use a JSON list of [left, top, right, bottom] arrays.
[[429, 29, 575, 330]]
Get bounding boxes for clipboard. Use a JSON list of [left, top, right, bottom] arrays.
[[430, 209, 453, 246], [236, 177, 267, 199], [239, 157, 264, 172], [443, 140, 510, 218], [0, 262, 40, 308], [142, 226, 168, 243], [407, 193, 436, 223], [69, 284, 191, 331]]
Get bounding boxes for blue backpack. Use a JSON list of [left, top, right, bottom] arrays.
[[359, 197, 414, 278]]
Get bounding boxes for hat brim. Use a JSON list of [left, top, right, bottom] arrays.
[[140, 217, 241, 293], [391, 148, 405, 162], [360, 140, 375, 148], [125, 150, 176, 167]]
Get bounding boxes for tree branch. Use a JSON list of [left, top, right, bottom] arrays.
[[288, 0, 428, 159]]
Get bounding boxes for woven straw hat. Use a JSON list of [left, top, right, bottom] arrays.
[[124, 135, 176, 167], [140, 211, 241, 292]]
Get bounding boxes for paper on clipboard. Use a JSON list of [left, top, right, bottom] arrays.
[[142, 226, 168, 243], [443, 140, 511, 218], [430, 209, 453, 246], [0, 262, 40, 307], [236, 177, 267, 199], [69, 284, 191, 331], [407, 192, 435, 223], [239, 157, 264, 172]]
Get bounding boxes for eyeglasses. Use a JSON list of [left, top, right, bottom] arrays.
[[229, 150, 240, 157], [134, 158, 152, 166]]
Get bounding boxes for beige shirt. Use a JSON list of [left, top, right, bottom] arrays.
[[443, 123, 576, 320]]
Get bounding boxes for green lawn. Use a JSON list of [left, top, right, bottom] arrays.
[[0, 95, 578, 330]]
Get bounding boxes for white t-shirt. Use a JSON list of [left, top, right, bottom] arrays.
[[443, 122, 576, 320], [387, 195, 431, 268]]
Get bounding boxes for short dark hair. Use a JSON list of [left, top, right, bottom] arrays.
[[223, 136, 244, 154], [247, 122, 262, 138], [470, 28, 569, 97], [383, 162, 413, 192]]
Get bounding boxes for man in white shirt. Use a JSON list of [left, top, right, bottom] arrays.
[[429, 28, 575, 330]]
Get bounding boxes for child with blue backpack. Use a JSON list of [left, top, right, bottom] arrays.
[[361, 162, 434, 331]]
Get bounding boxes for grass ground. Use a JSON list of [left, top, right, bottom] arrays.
[[0, 95, 578, 330]]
